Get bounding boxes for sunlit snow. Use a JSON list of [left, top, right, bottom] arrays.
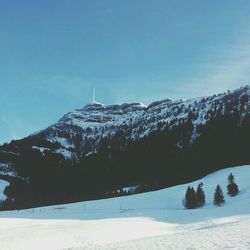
[[0, 165, 249, 249]]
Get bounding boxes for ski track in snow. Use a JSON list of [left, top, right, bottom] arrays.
[[0, 165, 250, 250]]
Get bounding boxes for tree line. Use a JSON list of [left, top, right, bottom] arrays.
[[184, 173, 239, 209]]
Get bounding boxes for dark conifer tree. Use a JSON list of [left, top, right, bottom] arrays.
[[184, 186, 197, 209], [196, 182, 205, 207], [214, 185, 225, 206], [227, 173, 239, 196]]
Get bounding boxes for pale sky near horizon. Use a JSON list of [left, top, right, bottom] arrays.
[[1, 0, 250, 143]]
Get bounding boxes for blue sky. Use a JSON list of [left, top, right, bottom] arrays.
[[1, 0, 250, 143]]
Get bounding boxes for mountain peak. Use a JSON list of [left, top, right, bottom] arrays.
[[79, 102, 146, 113], [2, 86, 250, 209], [81, 102, 107, 111]]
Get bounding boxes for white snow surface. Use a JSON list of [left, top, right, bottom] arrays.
[[0, 180, 9, 200], [32, 146, 50, 154], [55, 148, 73, 159], [0, 165, 250, 249]]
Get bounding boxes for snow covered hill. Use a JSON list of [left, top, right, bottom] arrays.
[[0, 165, 249, 250]]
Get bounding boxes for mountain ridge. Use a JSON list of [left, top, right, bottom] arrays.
[[1, 85, 250, 209], [35, 85, 250, 159]]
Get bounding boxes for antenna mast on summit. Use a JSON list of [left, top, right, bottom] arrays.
[[92, 87, 96, 104]]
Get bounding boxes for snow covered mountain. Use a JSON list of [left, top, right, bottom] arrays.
[[1, 86, 250, 209], [0, 165, 249, 250], [28, 85, 250, 160]]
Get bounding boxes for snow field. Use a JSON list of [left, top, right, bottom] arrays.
[[0, 165, 250, 249]]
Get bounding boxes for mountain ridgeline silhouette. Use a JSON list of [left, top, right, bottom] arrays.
[[1, 86, 250, 209]]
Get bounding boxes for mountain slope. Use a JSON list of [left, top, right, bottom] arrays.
[[1, 86, 250, 208], [0, 165, 249, 250], [29, 85, 250, 160]]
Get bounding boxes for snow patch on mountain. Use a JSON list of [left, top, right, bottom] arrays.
[[55, 148, 73, 160], [32, 146, 50, 154], [48, 137, 75, 149], [0, 163, 17, 177], [0, 180, 8, 200]]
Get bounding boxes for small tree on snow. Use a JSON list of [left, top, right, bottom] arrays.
[[196, 182, 205, 207], [214, 185, 225, 206], [184, 186, 196, 209], [227, 173, 239, 196]]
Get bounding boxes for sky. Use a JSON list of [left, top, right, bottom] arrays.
[[1, 0, 250, 143]]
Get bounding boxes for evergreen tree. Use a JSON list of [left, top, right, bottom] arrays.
[[214, 185, 225, 206], [227, 173, 239, 196], [184, 186, 197, 209], [196, 182, 205, 207]]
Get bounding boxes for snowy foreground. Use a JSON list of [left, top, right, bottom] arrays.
[[0, 166, 250, 250]]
